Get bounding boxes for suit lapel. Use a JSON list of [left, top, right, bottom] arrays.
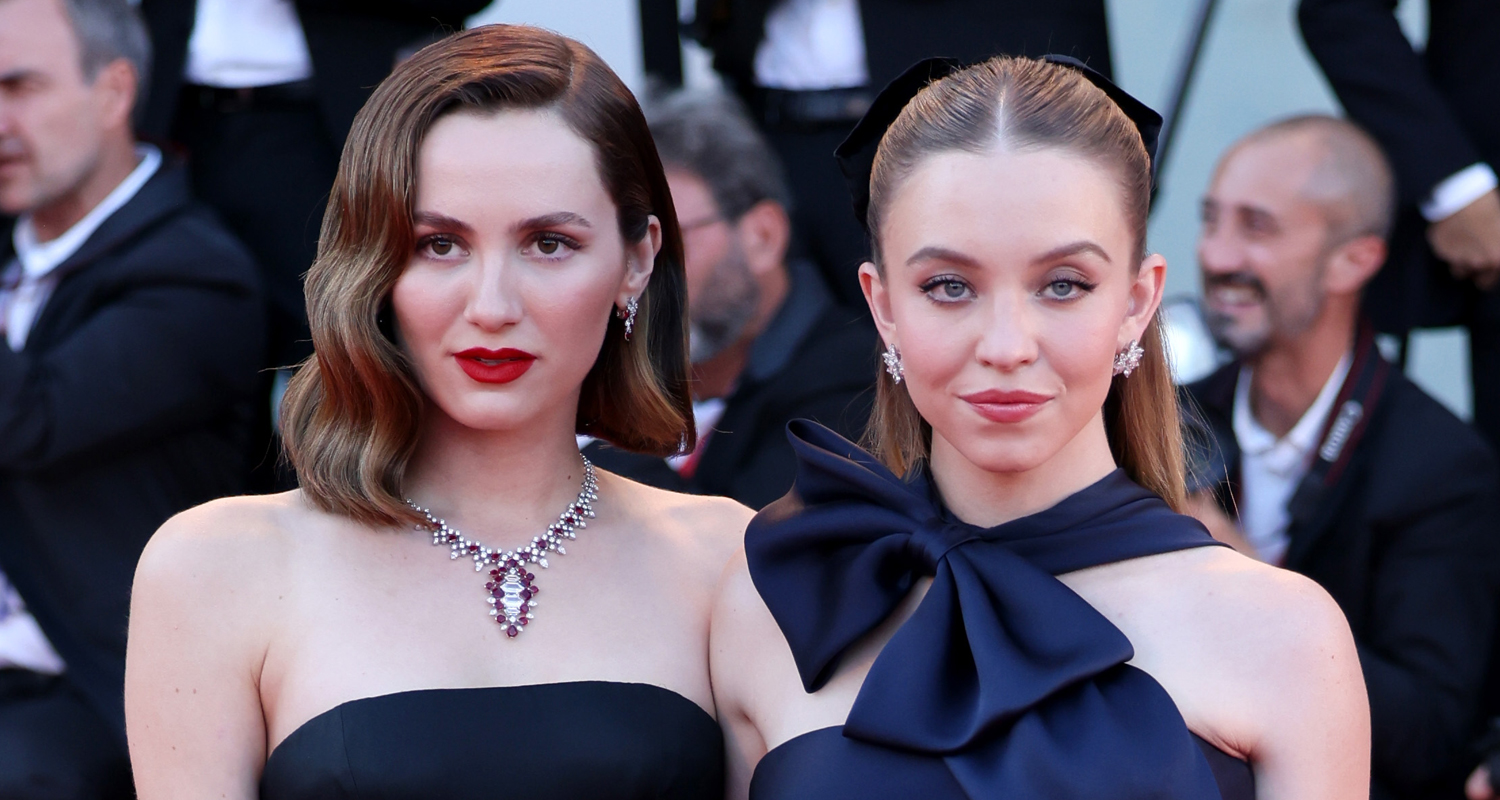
[[23, 165, 192, 351]]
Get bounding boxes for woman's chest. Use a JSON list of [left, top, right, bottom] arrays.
[[258, 547, 718, 751]]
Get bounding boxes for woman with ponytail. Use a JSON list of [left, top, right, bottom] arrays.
[[709, 56, 1368, 799]]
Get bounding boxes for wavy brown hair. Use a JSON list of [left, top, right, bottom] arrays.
[[280, 25, 694, 527], [861, 56, 1187, 511]]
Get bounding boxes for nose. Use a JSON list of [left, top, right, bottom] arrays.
[[973, 290, 1038, 371], [463, 255, 523, 332], [1197, 224, 1244, 278]]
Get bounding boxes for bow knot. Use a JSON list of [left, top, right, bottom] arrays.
[[746, 421, 1227, 798], [905, 518, 980, 574]]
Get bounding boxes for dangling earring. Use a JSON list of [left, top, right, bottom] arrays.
[[1113, 339, 1144, 377], [882, 342, 904, 384], [616, 296, 639, 342]]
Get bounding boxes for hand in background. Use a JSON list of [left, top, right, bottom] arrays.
[[1429, 188, 1500, 290]]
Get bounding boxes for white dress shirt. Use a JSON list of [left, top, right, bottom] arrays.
[[1232, 353, 1352, 565], [1421, 162, 1499, 222], [754, 0, 869, 90], [0, 144, 161, 673], [184, 0, 314, 88]]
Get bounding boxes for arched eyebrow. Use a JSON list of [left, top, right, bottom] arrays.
[[906, 246, 981, 269], [1032, 240, 1111, 265], [413, 211, 473, 233], [514, 212, 593, 233]]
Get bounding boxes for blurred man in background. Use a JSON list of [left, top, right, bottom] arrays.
[[586, 89, 875, 509], [0, 0, 262, 794], [136, 0, 488, 488], [688, 0, 1114, 309], [1300, 0, 1500, 458], [1185, 115, 1500, 800]]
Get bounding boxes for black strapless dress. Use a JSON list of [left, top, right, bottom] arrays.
[[260, 681, 723, 799], [744, 421, 1256, 800]]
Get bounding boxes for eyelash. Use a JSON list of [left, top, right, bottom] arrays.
[[414, 232, 584, 261], [917, 274, 1100, 304], [527, 231, 582, 260]]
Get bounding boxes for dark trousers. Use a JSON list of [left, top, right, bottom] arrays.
[[0, 670, 131, 800], [170, 87, 340, 491], [763, 126, 871, 311]]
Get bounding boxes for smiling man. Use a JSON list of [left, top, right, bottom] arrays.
[[1184, 115, 1500, 800]]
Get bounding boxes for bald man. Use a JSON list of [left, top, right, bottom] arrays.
[[1183, 115, 1500, 800]]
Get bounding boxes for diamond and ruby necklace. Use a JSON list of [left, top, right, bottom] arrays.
[[405, 456, 598, 638]]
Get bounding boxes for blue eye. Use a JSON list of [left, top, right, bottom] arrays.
[[921, 275, 974, 303]]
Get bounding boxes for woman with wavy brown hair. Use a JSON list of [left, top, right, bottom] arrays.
[[709, 56, 1368, 799], [123, 25, 747, 799]]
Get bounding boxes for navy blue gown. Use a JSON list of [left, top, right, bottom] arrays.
[[745, 421, 1255, 800]]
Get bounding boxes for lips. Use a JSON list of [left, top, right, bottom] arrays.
[[454, 347, 536, 384], [959, 389, 1052, 424]]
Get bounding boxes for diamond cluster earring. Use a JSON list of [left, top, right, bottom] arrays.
[[882, 343, 904, 384], [616, 296, 639, 342], [1113, 339, 1144, 377]]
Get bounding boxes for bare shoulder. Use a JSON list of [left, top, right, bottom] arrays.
[[1179, 547, 1355, 664], [133, 491, 315, 615], [599, 470, 755, 570]]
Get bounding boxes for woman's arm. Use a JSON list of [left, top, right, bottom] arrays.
[[1246, 573, 1370, 800], [125, 500, 282, 799], [709, 551, 781, 800]]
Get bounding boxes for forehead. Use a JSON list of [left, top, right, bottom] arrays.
[[883, 147, 1135, 264], [1207, 136, 1321, 213], [664, 167, 714, 214], [0, 0, 82, 78], [415, 108, 612, 216]]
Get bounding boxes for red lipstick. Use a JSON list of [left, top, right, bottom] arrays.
[[454, 347, 536, 384], [960, 389, 1052, 424]]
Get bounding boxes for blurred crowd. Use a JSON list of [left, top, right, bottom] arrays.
[[0, 0, 1497, 798]]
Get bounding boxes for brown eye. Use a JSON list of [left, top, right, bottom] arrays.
[[429, 238, 454, 256], [538, 237, 560, 255]]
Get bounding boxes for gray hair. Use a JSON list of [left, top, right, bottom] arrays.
[[644, 87, 790, 220], [61, 0, 152, 98]]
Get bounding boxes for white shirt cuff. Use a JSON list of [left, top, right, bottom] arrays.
[[1421, 162, 1499, 222]]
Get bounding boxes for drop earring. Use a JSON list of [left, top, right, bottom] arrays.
[[882, 343, 904, 384], [1112, 339, 1144, 377], [616, 296, 639, 342]]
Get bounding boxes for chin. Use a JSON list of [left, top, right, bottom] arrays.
[[942, 427, 1057, 476]]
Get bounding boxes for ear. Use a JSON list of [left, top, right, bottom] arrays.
[[1120, 253, 1167, 347], [619, 214, 662, 308], [1323, 234, 1385, 295], [93, 58, 138, 132], [735, 199, 791, 278], [859, 261, 898, 349]]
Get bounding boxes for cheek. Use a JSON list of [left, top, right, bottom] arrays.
[[390, 267, 459, 348]]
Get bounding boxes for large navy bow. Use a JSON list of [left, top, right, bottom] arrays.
[[746, 421, 1226, 798]]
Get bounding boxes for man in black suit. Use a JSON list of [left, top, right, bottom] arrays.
[[0, 0, 263, 795], [1184, 116, 1500, 800], [1299, 0, 1500, 458], [586, 88, 876, 509], [688, 0, 1113, 308], [136, 0, 487, 487]]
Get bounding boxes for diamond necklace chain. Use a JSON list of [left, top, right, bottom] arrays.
[[405, 456, 598, 639]]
